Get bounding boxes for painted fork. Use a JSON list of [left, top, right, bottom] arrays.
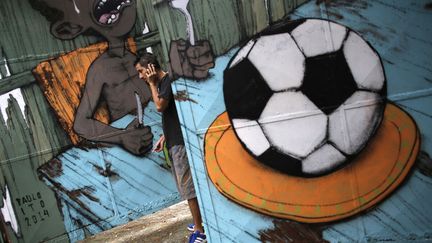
[[169, 0, 196, 45]]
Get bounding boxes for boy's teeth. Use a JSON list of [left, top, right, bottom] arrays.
[[97, 0, 133, 24]]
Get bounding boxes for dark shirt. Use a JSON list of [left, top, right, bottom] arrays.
[[158, 74, 184, 148]]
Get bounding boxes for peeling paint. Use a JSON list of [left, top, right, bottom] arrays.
[[174, 90, 197, 104], [417, 151, 432, 177], [69, 186, 99, 203], [326, 10, 344, 20], [38, 158, 63, 178], [259, 220, 328, 243], [92, 163, 119, 178]]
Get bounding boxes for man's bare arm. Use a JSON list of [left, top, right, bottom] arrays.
[[148, 82, 169, 112]]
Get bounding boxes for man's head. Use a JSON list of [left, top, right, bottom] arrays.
[[135, 52, 161, 80], [30, 0, 137, 40]]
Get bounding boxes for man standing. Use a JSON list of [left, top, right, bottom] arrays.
[[135, 53, 206, 243]]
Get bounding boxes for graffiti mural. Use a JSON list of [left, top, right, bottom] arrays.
[[205, 18, 419, 222], [1, 0, 431, 242], [28, 0, 185, 240], [0, 0, 173, 242], [0, 0, 214, 241], [169, 0, 432, 242]]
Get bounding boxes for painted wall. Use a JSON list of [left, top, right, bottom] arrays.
[[0, 0, 304, 242], [1, 0, 431, 242], [172, 0, 432, 242], [0, 0, 178, 242]]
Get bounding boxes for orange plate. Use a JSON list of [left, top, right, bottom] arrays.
[[204, 103, 419, 223]]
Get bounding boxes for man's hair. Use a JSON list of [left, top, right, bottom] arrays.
[[135, 52, 161, 70]]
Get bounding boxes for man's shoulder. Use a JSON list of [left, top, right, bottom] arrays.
[[158, 73, 172, 88], [162, 73, 172, 83]]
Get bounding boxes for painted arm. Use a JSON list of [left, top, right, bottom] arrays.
[[73, 72, 153, 155], [169, 39, 215, 80]]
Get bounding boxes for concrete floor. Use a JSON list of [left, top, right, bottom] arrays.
[[79, 201, 192, 243]]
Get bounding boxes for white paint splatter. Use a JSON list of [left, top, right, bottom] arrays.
[[1, 185, 19, 234], [4, 59, 10, 77], [141, 22, 153, 53], [72, 0, 80, 14], [0, 89, 26, 122], [170, 0, 195, 45], [2, 57, 10, 77], [265, 0, 270, 23], [0, 54, 25, 122], [142, 22, 150, 34], [0, 57, 10, 79]]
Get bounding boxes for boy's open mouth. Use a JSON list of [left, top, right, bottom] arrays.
[[94, 0, 132, 25]]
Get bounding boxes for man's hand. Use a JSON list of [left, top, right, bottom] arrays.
[[120, 119, 153, 155], [153, 135, 165, 152], [145, 64, 159, 85], [169, 39, 215, 80]]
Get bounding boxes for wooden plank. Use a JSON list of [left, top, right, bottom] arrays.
[[135, 31, 161, 50], [173, 0, 432, 242], [5, 95, 34, 164], [0, 0, 164, 75], [136, 0, 160, 36], [0, 94, 68, 243], [34, 100, 180, 241], [152, 0, 188, 64], [0, 32, 161, 96], [32, 41, 114, 145], [269, 0, 310, 23], [236, 0, 269, 39], [0, 71, 34, 96], [269, 0, 288, 23], [0, 109, 12, 188], [188, 0, 241, 55], [21, 84, 71, 166], [0, 0, 98, 74], [136, 0, 166, 68], [153, 0, 242, 63], [151, 0, 301, 64]]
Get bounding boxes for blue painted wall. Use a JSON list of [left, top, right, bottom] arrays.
[[174, 0, 432, 242]]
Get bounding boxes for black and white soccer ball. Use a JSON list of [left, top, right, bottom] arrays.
[[223, 18, 386, 177]]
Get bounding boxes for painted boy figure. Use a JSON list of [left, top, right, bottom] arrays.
[[31, 0, 153, 154], [30, 0, 214, 154], [30, 0, 215, 240], [135, 53, 207, 243]]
